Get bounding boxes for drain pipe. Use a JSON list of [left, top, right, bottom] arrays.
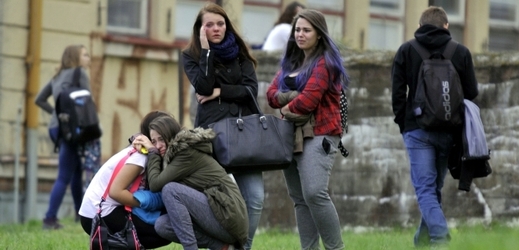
[[24, 0, 43, 222], [13, 102, 23, 223]]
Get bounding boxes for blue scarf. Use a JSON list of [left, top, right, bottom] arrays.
[[209, 32, 239, 63]]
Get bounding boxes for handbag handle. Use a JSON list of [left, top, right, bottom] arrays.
[[237, 86, 268, 130], [100, 148, 142, 212]]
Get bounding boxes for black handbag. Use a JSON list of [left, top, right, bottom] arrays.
[[90, 149, 144, 250], [209, 87, 295, 172]]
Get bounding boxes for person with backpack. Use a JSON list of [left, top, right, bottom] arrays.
[[35, 44, 96, 229], [391, 6, 479, 248]]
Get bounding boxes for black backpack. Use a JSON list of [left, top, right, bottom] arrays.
[[410, 39, 464, 130], [55, 67, 102, 147]]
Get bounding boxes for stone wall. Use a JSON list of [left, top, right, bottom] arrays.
[[253, 49, 519, 229]]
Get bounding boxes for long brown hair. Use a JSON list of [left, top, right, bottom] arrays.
[[54, 44, 85, 78], [149, 116, 183, 146], [275, 1, 305, 26], [183, 2, 257, 67]]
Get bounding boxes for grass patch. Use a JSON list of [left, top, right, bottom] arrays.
[[0, 218, 518, 249]]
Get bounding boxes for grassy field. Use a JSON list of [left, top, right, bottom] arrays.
[[1, 218, 518, 249]]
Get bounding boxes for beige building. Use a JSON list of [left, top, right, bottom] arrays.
[[0, 0, 517, 223]]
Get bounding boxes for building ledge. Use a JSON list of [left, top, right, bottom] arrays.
[[102, 34, 187, 62]]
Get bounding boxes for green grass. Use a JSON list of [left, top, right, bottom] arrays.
[[1, 218, 518, 249]]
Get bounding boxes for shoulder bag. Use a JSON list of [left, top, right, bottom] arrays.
[[90, 148, 144, 250], [209, 87, 295, 172]]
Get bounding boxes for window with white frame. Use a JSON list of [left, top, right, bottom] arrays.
[[175, 0, 206, 40], [369, 20, 403, 51], [306, 0, 344, 43], [369, 0, 404, 50], [307, 0, 344, 11], [370, 0, 404, 16], [242, 6, 279, 46], [107, 0, 148, 35], [489, 0, 519, 51], [489, 0, 519, 26], [323, 14, 343, 43]]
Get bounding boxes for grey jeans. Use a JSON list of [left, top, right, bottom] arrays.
[[155, 182, 235, 250], [283, 135, 345, 250]]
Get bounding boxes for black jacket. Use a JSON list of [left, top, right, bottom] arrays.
[[391, 24, 479, 133], [182, 49, 258, 128]]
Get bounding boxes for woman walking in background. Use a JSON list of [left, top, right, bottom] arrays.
[[262, 1, 305, 52], [35, 45, 93, 229], [266, 9, 348, 249], [182, 3, 263, 249]]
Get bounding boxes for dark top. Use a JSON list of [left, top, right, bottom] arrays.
[[391, 24, 479, 133], [182, 49, 259, 128]]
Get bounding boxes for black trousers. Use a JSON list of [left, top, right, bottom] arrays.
[[81, 206, 171, 249]]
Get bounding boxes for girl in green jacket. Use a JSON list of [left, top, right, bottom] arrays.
[[132, 115, 248, 250]]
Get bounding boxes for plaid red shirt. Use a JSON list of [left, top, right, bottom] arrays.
[[267, 57, 342, 136]]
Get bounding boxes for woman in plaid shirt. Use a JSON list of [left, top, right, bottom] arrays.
[[266, 9, 349, 250]]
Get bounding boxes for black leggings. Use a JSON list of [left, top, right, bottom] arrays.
[[81, 206, 171, 249]]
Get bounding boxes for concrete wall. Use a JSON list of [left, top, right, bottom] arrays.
[[255, 49, 519, 229]]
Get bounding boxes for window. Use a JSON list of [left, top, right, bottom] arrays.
[[242, 6, 279, 45], [370, 0, 403, 16], [369, 20, 403, 50], [307, 0, 344, 11], [489, 29, 519, 51], [107, 0, 148, 35], [489, 0, 519, 26], [489, 0, 519, 51], [324, 14, 343, 42], [175, 1, 206, 40], [369, 0, 404, 50], [306, 0, 344, 43]]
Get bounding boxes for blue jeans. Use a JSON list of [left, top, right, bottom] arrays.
[[45, 127, 83, 219], [233, 171, 264, 250], [403, 129, 453, 247], [283, 135, 344, 250]]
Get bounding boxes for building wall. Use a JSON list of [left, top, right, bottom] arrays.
[[0, 0, 185, 223], [0, 0, 518, 225]]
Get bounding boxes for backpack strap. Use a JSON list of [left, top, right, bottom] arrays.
[[409, 39, 458, 60], [409, 39, 430, 60], [101, 148, 141, 212], [442, 40, 458, 60], [72, 67, 81, 88]]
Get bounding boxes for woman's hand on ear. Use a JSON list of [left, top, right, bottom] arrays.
[[200, 25, 209, 50]]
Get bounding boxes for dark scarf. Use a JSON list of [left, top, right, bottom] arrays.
[[209, 31, 239, 63]]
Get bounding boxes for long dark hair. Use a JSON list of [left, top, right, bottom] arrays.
[[275, 1, 305, 26], [149, 116, 183, 147], [183, 2, 257, 67], [277, 9, 348, 92]]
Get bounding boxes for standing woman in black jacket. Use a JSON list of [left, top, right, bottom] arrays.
[[182, 3, 262, 249]]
